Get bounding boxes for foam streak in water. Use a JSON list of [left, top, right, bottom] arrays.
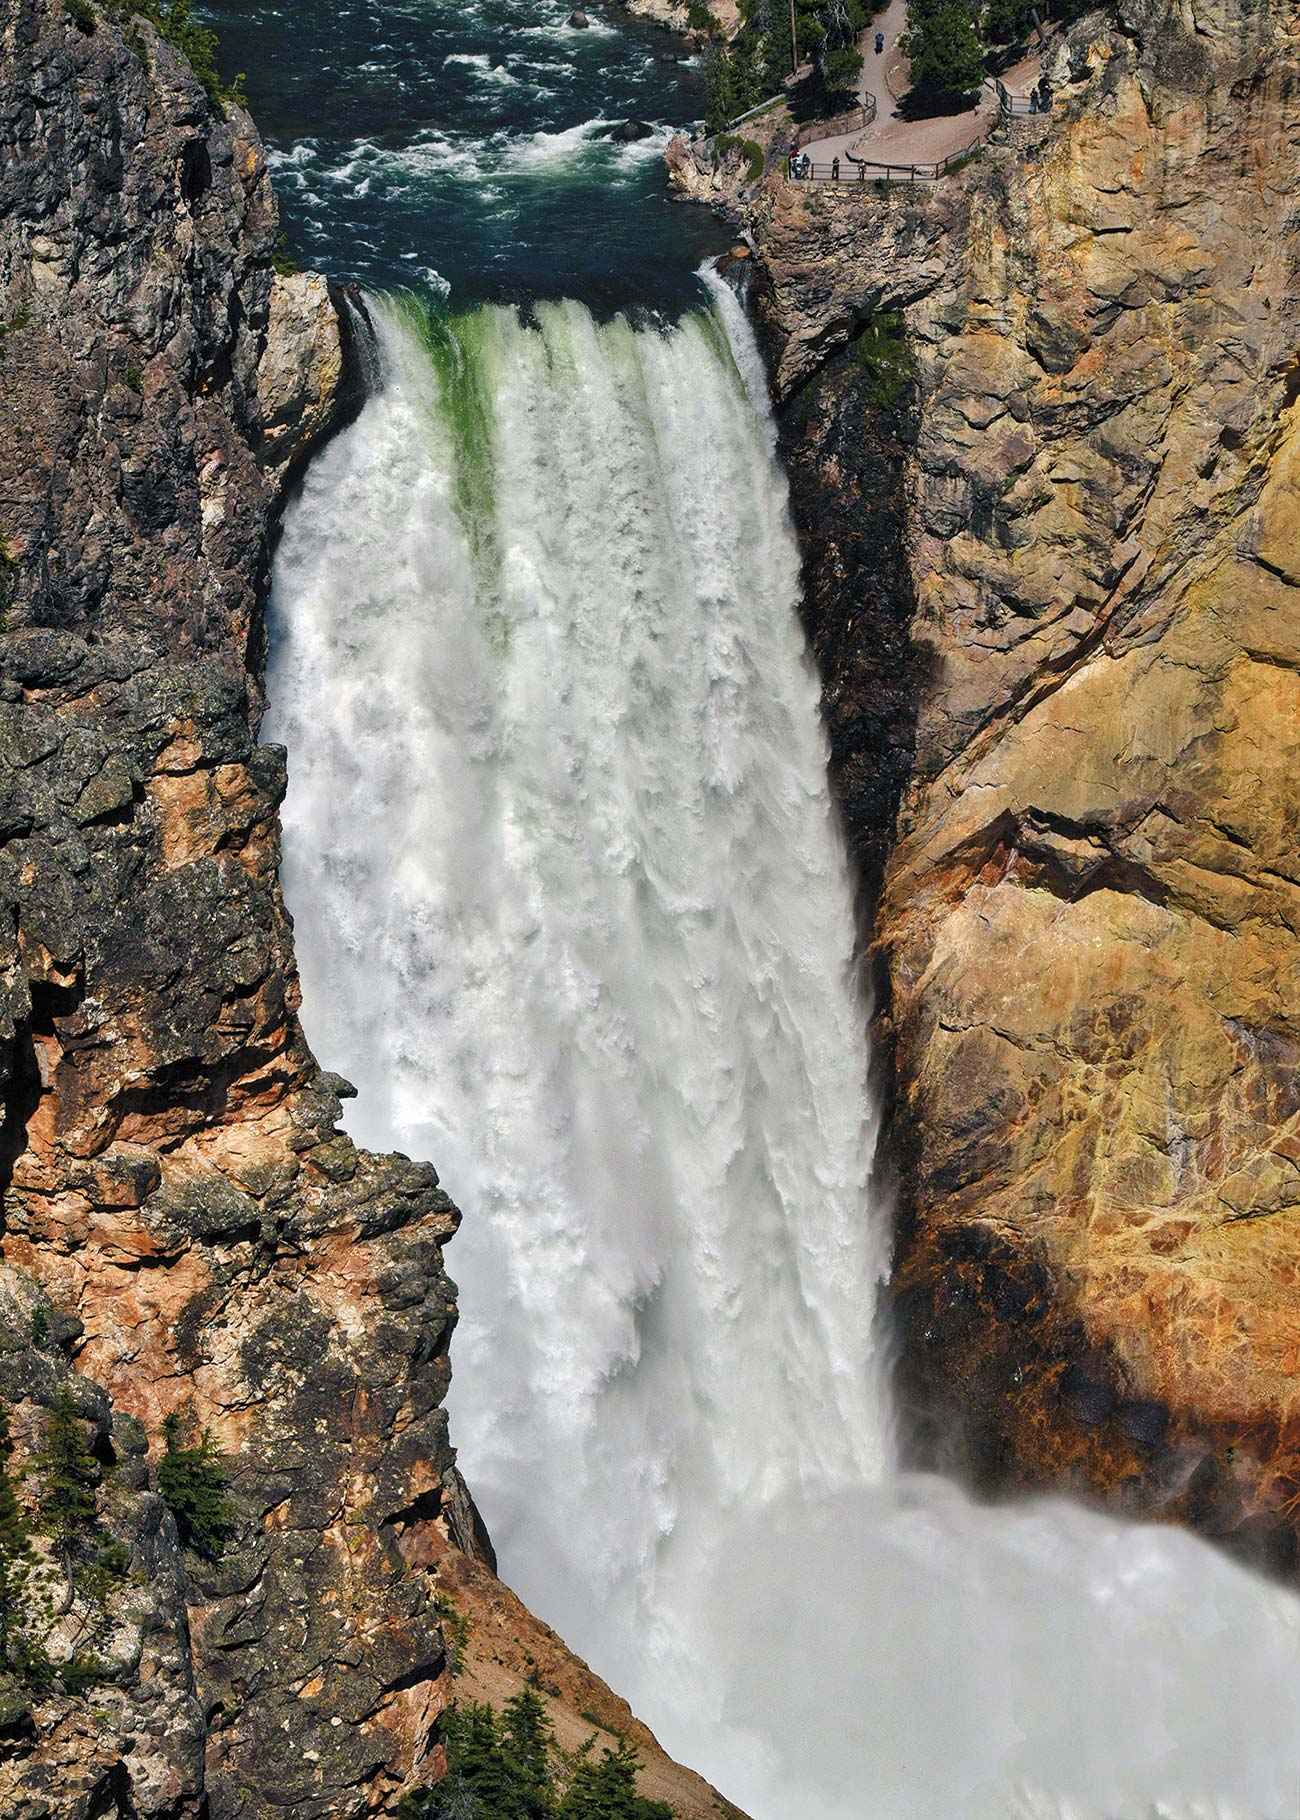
[[267, 290, 1300, 1820]]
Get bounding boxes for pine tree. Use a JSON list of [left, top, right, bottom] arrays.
[[984, 0, 1034, 41], [500, 1685, 555, 1818], [762, 0, 794, 90], [37, 1386, 98, 1566], [33, 1385, 128, 1671], [0, 1408, 52, 1686], [443, 1700, 533, 1819], [817, 0, 865, 95], [900, 0, 985, 98], [704, 45, 737, 132], [557, 1739, 672, 1820], [703, 40, 766, 133], [157, 1411, 236, 1558]]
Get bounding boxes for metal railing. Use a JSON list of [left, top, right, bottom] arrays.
[[724, 93, 787, 131], [993, 77, 1052, 116], [789, 157, 887, 182], [791, 93, 878, 152], [781, 61, 1056, 184], [787, 142, 983, 183]]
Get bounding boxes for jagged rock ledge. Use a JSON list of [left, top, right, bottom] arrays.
[[677, 0, 1300, 1577]]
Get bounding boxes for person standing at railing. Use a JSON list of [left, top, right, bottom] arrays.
[[832, 155, 840, 180]]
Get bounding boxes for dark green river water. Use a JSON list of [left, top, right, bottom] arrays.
[[204, 0, 727, 315]]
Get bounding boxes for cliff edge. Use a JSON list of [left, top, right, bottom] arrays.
[[0, 2, 747, 1815], [680, 0, 1300, 1571]]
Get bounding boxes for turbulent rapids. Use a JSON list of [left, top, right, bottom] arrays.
[[267, 289, 1300, 1820]]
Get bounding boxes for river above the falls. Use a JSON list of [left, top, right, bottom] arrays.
[[204, 0, 726, 313]]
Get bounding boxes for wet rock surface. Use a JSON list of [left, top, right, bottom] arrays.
[[699, 0, 1300, 1572]]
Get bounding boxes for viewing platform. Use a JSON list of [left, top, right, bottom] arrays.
[[789, 17, 1051, 186]]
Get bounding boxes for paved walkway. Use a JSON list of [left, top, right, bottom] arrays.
[[795, 16, 1045, 179]]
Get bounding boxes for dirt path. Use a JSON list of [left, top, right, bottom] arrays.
[[795, 15, 1045, 178]]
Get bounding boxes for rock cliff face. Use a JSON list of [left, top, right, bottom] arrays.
[[0, 3, 747, 1815], [0, 0, 474, 1809], [679, 0, 1300, 1571]]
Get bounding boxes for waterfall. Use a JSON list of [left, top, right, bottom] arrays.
[[266, 288, 1300, 1820]]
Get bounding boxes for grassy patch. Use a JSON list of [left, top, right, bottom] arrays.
[[0, 309, 31, 370], [103, 0, 246, 110], [686, 0, 721, 33], [714, 135, 765, 184], [850, 309, 914, 409], [271, 234, 301, 278], [433, 1591, 472, 1673]]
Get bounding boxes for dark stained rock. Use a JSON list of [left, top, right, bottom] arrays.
[[0, 0, 474, 1811]]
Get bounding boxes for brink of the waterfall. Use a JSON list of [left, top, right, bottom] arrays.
[[267, 292, 1300, 1820]]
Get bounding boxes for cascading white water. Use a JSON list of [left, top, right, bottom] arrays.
[[266, 287, 1300, 1820]]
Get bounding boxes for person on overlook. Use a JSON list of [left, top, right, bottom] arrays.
[[832, 155, 840, 179], [875, 30, 884, 52]]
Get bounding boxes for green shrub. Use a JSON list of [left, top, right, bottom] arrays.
[[272, 234, 302, 278], [900, 0, 986, 99], [685, 0, 719, 32], [713, 135, 765, 184], [65, 0, 97, 32], [157, 1411, 236, 1558], [434, 1591, 472, 1674], [403, 1687, 676, 1819], [103, 0, 245, 109], [0, 1414, 52, 1688], [851, 309, 914, 409], [35, 1387, 128, 1669]]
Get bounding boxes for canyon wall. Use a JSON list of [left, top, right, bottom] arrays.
[[0, 3, 744, 1816], [678, 0, 1300, 1571], [0, 0, 474, 1808]]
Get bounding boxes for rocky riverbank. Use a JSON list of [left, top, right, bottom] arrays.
[[0, 1, 747, 1813], [610, 0, 740, 40], [679, 0, 1300, 1574]]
